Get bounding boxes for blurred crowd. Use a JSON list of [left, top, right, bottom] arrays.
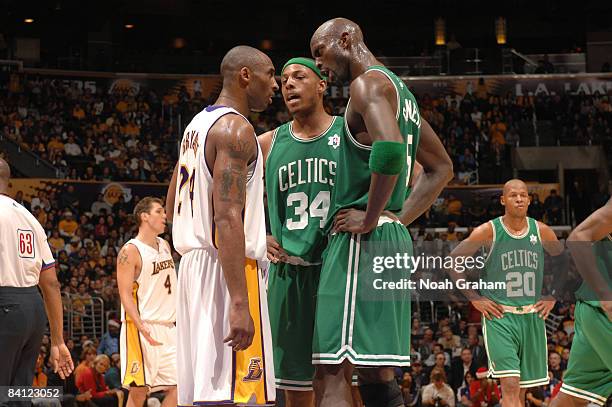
[[1, 75, 611, 187]]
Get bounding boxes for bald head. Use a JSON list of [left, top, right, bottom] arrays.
[[311, 17, 363, 44], [503, 179, 528, 196], [220, 45, 272, 79], [0, 158, 10, 192]]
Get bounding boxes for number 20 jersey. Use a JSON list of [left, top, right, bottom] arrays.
[[172, 105, 267, 261], [265, 116, 343, 264]]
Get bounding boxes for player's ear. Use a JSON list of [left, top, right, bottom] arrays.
[[500, 195, 505, 206], [317, 79, 327, 95], [238, 67, 250, 87], [340, 31, 350, 49]]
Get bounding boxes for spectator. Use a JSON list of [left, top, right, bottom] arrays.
[[528, 193, 545, 221], [74, 346, 97, 385], [64, 135, 83, 156], [104, 353, 122, 390], [469, 368, 500, 407], [457, 371, 474, 407], [412, 360, 429, 389], [467, 334, 487, 368], [526, 386, 549, 407], [97, 320, 120, 356], [451, 348, 479, 391], [439, 326, 462, 358], [32, 352, 48, 387], [422, 369, 455, 407], [76, 354, 122, 407], [59, 211, 79, 238], [400, 371, 416, 406], [544, 189, 563, 225], [490, 116, 507, 148], [60, 185, 80, 210], [48, 230, 66, 254], [548, 351, 563, 381], [446, 194, 462, 223], [420, 328, 436, 360]]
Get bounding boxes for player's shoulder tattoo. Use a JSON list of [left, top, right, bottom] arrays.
[[117, 245, 130, 265]]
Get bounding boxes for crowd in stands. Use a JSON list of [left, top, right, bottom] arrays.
[[2, 74, 610, 406], [1, 74, 611, 187]]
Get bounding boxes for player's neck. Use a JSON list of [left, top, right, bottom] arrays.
[[215, 90, 249, 117], [349, 44, 382, 80], [136, 230, 159, 250], [501, 214, 528, 234], [292, 107, 332, 138]]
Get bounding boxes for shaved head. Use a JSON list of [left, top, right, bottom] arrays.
[[0, 157, 10, 193], [311, 17, 363, 45], [220, 45, 272, 80], [503, 179, 528, 196]]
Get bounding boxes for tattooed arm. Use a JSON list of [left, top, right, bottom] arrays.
[[116, 243, 161, 345], [209, 115, 257, 351]]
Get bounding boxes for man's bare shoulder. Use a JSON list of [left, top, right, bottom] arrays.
[[207, 113, 257, 161], [349, 69, 396, 106]]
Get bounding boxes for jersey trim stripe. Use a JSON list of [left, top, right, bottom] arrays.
[[343, 102, 372, 151], [255, 260, 269, 402], [288, 116, 338, 143], [499, 216, 531, 239], [366, 67, 400, 121], [41, 261, 55, 271]]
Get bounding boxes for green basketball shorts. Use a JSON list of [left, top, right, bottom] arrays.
[[312, 220, 412, 367], [268, 261, 320, 391], [560, 301, 612, 406], [482, 311, 549, 387]]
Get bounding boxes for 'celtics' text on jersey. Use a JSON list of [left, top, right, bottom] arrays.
[[481, 217, 544, 306], [265, 116, 343, 264]]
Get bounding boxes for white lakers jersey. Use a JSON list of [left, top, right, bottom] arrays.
[[121, 237, 177, 323], [172, 105, 267, 261]]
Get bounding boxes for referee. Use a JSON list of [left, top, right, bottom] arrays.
[[0, 158, 73, 389]]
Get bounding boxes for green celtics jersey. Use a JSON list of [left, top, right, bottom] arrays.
[[265, 116, 343, 264], [326, 65, 421, 232], [481, 217, 544, 306], [575, 234, 612, 309]]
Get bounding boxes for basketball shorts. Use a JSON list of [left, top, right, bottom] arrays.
[[482, 311, 549, 387], [120, 321, 177, 392], [560, 301, 612, 406], [176, 247, 275, 406], [268, 262, 320, 391], [312, 218, 412, 367]]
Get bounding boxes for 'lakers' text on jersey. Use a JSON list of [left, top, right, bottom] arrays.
[[481, 217, 544, 306], [266, 117, 343, 264], [172, 105, 267, 261], [120, 237, 176, 324]]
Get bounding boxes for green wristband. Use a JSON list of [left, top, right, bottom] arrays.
[[369, 140, 406, 175]]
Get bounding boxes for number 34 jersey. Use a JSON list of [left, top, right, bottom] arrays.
[[172, 105, 267, 261], [121, 237, 177, 324], [265, 116, 344, 265]]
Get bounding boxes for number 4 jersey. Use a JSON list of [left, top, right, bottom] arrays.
[[121, 237, 177, 323], [265, 116, 344, 265], [481, 217, 544, 306], [172, 105, 267, 261]]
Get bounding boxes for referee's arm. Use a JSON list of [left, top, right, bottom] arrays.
[[38, 241, 74, 378]]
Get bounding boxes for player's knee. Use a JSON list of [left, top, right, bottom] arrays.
[[285, 390, 314, 407], [358, 380, 404, 407], [500, 377, 521, 396]]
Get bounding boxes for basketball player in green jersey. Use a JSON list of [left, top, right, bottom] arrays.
[[448, 179, 563, 407], [259, 57, 347, 407], [551, 200, 612, 407], [310, 18, 453, 407]]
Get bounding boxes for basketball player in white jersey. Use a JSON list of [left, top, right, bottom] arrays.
[[166, 45, 278, 406], [117, 197, 177, 407]]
